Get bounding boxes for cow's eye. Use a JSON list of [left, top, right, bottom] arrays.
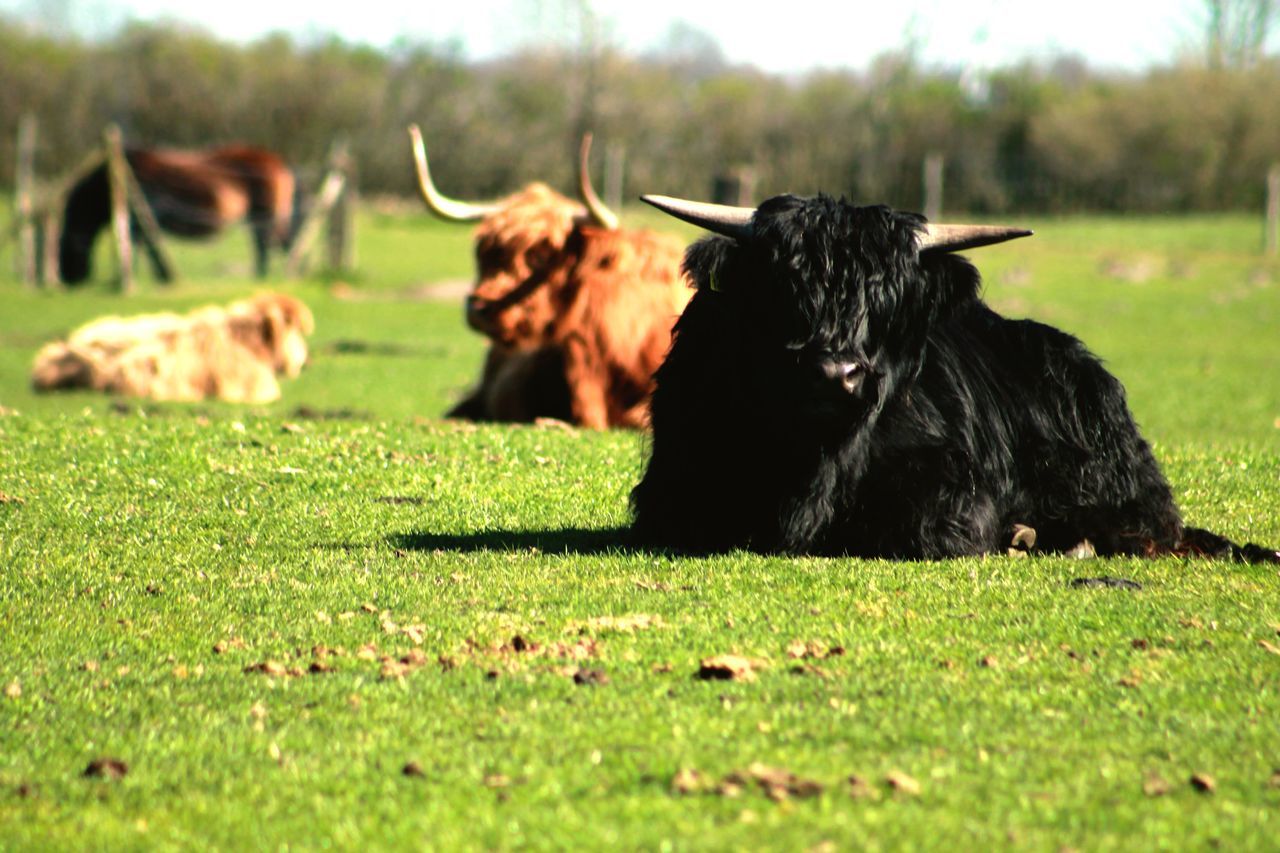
[[526, 243, 555, 270]]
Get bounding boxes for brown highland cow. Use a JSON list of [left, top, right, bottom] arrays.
[[410, 127, 690, 429]]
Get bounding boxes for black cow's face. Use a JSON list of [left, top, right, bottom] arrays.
[[761, 197, 925, 407], [685, 195, 958, 418]]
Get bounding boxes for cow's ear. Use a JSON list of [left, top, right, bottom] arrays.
[[684, 236, 734, 295], [260, 312, 277, 349], [920, 251, 982, 317], [562, 228, 589, 257], [256, 304, 291, 364]]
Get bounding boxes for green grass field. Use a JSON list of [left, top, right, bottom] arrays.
[[2, 208, 1279, 849]]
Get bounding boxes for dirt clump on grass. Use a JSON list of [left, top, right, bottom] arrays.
[[212, 637, 247, 655], [1143, 774, 1171, 797], [884, 770, 921, 796], [1070, 576, 1141, 590], [578, 613, 663, 634], [672, 763, 824, 801], [671, 768, 706, 794], [243, 661, 299, 678], [848, 774, 879, 800], [785, 640, 845, 660], [83, 758, 128, 780], [1190, 772, 1216, 793], [695, 654, 765, 682], [458, 634, 601, 664], [571, 667, 609, 686], [290, 405, 371, 421], [380, 648, 431, 680]]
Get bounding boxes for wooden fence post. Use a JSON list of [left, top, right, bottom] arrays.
[[102, 124, 133, 293], [15, 114, 37, 287], [121, 160, 176, 283], [39, 207, 60, 285], [286, 154, 348, 278], [1266, 164, 1280, 256], [325, 144, 355, 272], [923, 153, 945, 223], [5, 146, 107, 287]]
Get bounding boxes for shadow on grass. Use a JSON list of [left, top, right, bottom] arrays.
[[390, 525, 644, 556]]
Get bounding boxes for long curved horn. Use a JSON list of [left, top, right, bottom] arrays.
[[641, 194, 754, 241], [578, 133, 619, 230], [641, 193, 1032, 253], [918, 223, 1033, 253], [407, 124, 502, 222]]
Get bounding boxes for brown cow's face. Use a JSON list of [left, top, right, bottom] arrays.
[[228, 293, 315, 377], [465, 184, 583, 348], [468, 234, 568, 344]]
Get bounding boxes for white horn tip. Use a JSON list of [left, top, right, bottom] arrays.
[[641, 195, 756, 241]]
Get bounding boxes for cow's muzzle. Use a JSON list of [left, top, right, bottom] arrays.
[[816, 358, 864, 395], [466, 295, 496, 332]]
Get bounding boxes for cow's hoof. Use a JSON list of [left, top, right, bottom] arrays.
[[1007, 524, 1036, 558]]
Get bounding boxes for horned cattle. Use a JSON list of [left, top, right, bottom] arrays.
[[630, 192, 1278, 563], [409, 127, 690, 429]]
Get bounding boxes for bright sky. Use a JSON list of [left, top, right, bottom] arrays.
[[4, 0, 1225, 73]]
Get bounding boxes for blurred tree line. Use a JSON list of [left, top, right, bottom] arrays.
[[4, 14, 1280, 214]]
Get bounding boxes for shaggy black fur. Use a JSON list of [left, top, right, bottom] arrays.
[[631, 194, 1278, 562]]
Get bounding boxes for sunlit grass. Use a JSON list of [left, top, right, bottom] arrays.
[[0, 209, 1278, 848]]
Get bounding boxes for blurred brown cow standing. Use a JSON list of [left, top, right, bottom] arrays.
[[60, 145, 299, 284], [409, 126, 691, 429]]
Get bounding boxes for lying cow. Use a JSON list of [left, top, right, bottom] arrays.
[[630, 192, 1278, 563], [32, 292, 313, 404], [409, 127, 690, 429]]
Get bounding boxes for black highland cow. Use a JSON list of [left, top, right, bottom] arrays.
[[630, 193, 1278, 562]]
